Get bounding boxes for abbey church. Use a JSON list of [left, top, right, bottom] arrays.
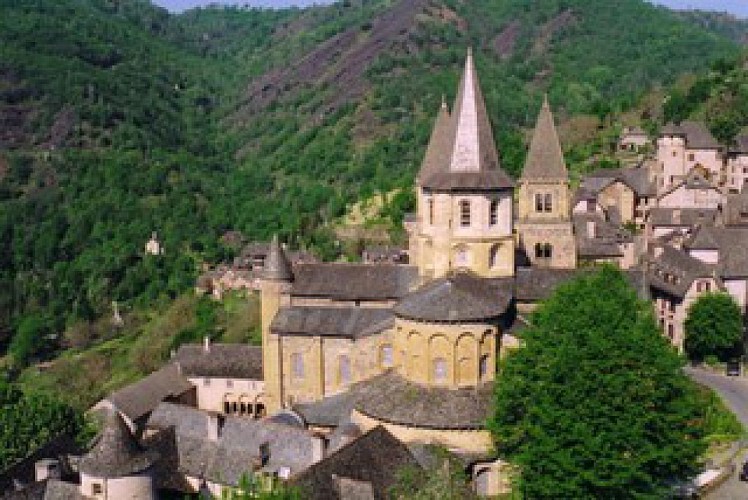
[[23, 49, 748, 500]]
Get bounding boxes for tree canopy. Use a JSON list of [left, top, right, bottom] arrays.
[[489, 267, 707, 499], [685, 292, 744, 363]]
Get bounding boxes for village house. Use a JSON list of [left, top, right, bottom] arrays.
[[619, 126, 650, 152], [655, 121, 723, 193]]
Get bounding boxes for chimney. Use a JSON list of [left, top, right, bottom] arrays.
[[207, 412, 224, 442], [673, 209, 681, 225], [311, 436, 325, 464], [34, 459, 61, 482], [203, 336, 211, 354], [586, 220, 596, 239]]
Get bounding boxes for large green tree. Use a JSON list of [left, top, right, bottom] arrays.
[[489, 267, 707, 499], [685, 292, 744, 362]]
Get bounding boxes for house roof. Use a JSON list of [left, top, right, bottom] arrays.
[[78, 411, 158, 478], [394, 272, 513, 322], [291, 427, 420, 500], [684, 225, 720, 250], [521, 96, 568, 182], [417, 99, 452, 183], [148, 403, 320, 484], [263, 235, 293, 281], [661, 121, 721, 150], [646, 246, 714, 297], [294, 391, 357, 428], [573, 213, 632, 258], [106, 364, 193, 422], [174, 343, 263, 380], [647, 207, 717, 227], [584, 166, 656, 197], [420, 49, 513, 192], [292, 263, 418, 301], [514, 268, 584, 302], [271, 307, 393, 339]]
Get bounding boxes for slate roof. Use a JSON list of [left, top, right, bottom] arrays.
[[0, 435, 81, 493], [661, 121, 721, 149], [291, 427, 420, 500], [646, 246, 714, 297], [352, 371, 493, 430], [647, 207, 717, 227], [420, 49, 514, 192], [174, 343, 263, 380], [294, 391, 357, 428], [394, 272, 513, 322], [584, 166, 656, 197], [147, 403, 319, 484], [730, 133, 748, 154], [684, 225, 720, 250], [271, 307, 393, 339], [573, 213, 632, 258], [722, 191, 748, 226], [106, 363, 193, 422], [514, 268, 584, 302], [521, 96, 568, 182], [78, 411, 158, 478], [291, 263, 418, 301], [263, 235, 293, 281]]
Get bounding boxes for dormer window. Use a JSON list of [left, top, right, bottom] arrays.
[[460, 200, 471, 227]]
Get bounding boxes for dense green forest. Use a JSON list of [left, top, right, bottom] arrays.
[[0, 0, 745, 387]]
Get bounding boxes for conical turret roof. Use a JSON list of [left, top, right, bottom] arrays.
[[521, 95, 568, 182], [420, 49, 513, 192], [417, 97, 452, 183], [263, 235, 293, 281], [79, 411, 157, 478]]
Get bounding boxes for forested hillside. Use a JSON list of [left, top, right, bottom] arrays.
[[0, 0, 745, 381]]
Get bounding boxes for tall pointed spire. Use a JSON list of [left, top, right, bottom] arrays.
[[263, 235, 293, 281], [449, 47, 501, 173], [418, 49, 513, 191], [521, 95, 568, 182]]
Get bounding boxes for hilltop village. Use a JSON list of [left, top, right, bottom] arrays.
[[9, 49, 748, 499]]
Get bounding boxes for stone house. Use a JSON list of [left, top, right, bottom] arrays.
[[619, 126, 650, 152], [657, 170, 725, 210], [655, 121, 723, 193], [577, 166, 657, 228]]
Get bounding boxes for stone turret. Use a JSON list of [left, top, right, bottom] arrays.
[[78, 411, 157, 499], [411, 49, 515, 280], [259, 235, 293, 413], [516, 96, 576, 269]]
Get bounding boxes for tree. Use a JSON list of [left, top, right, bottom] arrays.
[[489, 267, 707, 499], [685, 292, 743, 363], [222, 474, 302, 500]]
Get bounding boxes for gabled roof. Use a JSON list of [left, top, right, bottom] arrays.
[[263, 235, 293, 281], [521, 96, 568, 182], [175, 343, 263, 379], [583, 166, 656, 197], [107, 363, 193, 422], [647, 207, 717, 227], [661, 121, 721, 150], [646, 246, 714, 297], [79, 411, 157, 478], [291, 263, 418, 301], [684, 225, 720, 250], [291, 427, 420, 500], [271, 307, 393, 339], [394, 272, 513, 322], [420, 49, 513, 192]]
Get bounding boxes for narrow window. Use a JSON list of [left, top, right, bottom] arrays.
[[291, 353, 304, 379], [544, 244, 553, 259], [535, 194, 544, 212], [428, 198, 434, 225], [667, 324, 674, 340], [460, 200, 471, 227], [544, 193, 553, 213], [534, 243, 544, 259], [688, 153, 695, 161], [489, 244, 501, 269], [479, 355, 490, 380], [489, 199, 499, 226], [224, 401, 230, 414], [380, 345, 393, 368], [339, 355, 351, 385], [433, 358, 447, 383], [92, 483, 103, 495]]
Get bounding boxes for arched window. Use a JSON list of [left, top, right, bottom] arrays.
[[459, 200, 471, 227], [489, 244, 501, 269], [428, 199, 435, 225], [380, 344, 393, 368], [489, 199, 499, 226], [544, 193, 553, 212], [433, 358, 448, 384], [339, 355, 351, 385], [291, 353, 304, 379]]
